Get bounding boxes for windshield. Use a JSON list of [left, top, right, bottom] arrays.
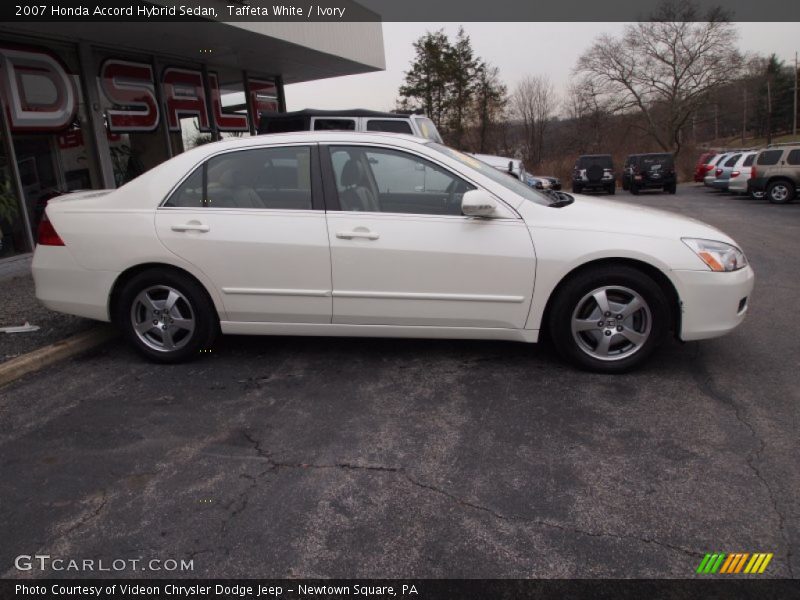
[[415, 117, 444, 143], [428, 142, 553, 206]]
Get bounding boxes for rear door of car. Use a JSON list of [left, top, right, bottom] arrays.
[[785, 148, 800, 185], [155, 144, 333, 324]]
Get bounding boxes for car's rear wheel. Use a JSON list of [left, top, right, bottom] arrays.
[[548, 266, 670, 373], [607, 184, 616, 195], [666, 183, 677, 194], [630, 183, 640, 195], [117, 269, 217, 363], [766, 180, 795, 204], [573, 184, 583, 194]]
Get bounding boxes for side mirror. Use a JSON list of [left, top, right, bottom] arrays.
[[461, 189, 498, 218]]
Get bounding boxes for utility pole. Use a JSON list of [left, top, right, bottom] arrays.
[[766, 78, 772, 145], [742, 89, 747, 146], [794, 51, 798, 137]]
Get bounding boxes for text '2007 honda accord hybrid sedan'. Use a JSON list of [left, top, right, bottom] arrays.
[[33, 132, 754, 372]]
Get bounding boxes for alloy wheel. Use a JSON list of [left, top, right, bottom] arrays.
[[570, 286, 652, 361], [130, 285, 196, 352]]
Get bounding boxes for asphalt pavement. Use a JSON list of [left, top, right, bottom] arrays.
[[1, 184, 798, 579]]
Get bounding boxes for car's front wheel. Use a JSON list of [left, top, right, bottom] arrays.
[[548, 266, 670, 373], [766, 180, 795, 204], [117, 269, 217, 363]]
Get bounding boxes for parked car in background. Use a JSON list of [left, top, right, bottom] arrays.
[[539, 175, 562, 190], [572, 154, 615, 194], [704, 153, 731, 187], [710, 152, 743, 192], [622, 153, 676, 194], [748, 142, 800, 204], [694, 152, 717, 182], [726, 152, 757, 195], [258, 108, 444, 143], [33, 131, 754, 373], [469, 153, 527, 182]]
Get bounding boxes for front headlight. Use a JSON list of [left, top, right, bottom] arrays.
[[682, 238, 748, 272]]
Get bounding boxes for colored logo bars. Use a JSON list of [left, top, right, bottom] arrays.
[[696, 552, 773, 574]]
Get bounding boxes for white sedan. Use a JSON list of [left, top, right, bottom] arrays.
[[33, 132, 754, 372]]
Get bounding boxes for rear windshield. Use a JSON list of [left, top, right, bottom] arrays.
[[757, 150, 783, 166], [577, 155, 613, 169], [724, 154, 741, 167], [640, 154, 673, 169]]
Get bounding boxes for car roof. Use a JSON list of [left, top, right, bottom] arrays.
[[202, 130, 429, 151], [260, 109, 421, 120]]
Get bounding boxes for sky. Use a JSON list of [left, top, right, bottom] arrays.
[[284, 22, 799, 115]]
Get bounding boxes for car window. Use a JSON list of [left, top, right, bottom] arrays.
[[164, 146, 313, 210], [366, 120, 414, 134], [786, 149, 800, 165], [329, 145, 474, 215], [743, 154, 755, 167], [313, 118, 356, 131], [724, 154, 741, 168], [641, 155, 673, 169], [757, 150, 783, 166]]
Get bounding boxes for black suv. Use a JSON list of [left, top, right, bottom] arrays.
[[622, 153, 676, 195], [572, 155, 615, 194]]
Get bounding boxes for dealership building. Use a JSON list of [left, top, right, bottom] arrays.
[[0, 17, 385, 260]]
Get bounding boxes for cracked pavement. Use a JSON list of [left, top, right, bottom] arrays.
[[0, 185, 797, 578]]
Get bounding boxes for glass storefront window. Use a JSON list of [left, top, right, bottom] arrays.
[[1, 39, 100, 238], [95, 52, 171, 186], [0, 129, 26, 258]]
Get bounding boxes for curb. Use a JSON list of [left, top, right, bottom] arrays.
[[0, 326, 118, 388]]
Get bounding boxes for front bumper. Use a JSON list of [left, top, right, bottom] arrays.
[[672, 265, 755, 341]]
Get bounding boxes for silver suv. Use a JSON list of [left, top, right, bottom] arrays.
[[749, 142, 800, 204]]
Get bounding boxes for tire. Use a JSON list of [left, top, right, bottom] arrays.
[[116, 268, 217, 363], [573, 184, 583, 194], [666, 183, 677, 194], [630, 183, 640, 195], [607, 184, 616, 195], [547, 266, 670, 373], [766, 180, 795, 205]]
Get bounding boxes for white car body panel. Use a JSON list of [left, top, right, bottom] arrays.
[[727, 152, 758, 194], [32, 131, 754, 351]]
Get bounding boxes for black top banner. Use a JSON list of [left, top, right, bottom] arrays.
[[2, 579, 800, 600], [2, 0, 800, 22]]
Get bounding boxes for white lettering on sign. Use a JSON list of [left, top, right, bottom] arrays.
[[0, 45, 76, 132]]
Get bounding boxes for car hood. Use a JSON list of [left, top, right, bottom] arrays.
[[532, 194, 738, 245]]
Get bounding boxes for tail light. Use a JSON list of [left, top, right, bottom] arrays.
[[715, 168, 722, 177], [37, 213, 65, 246], [750, 165, 757, 179], [704, 164, 714, 172], [731, 171, 740, 178]]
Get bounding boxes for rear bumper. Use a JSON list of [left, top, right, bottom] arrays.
[[32, 246, 116, 322], [710, 178, 730, 190], [673, 266, 755, 341], [748, 177, 768, 193], [728, 177, 748, 192]]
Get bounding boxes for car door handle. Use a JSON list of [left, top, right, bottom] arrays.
[[336, 230, 380, 240], [171, 223, 210, 233]]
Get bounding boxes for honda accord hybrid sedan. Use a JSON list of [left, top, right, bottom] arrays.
[[33, 132, 754, 372]]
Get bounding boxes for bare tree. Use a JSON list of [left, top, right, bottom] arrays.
[[512, 75, 557, 167], [575, 0, 741, 157], [471, 63, 507, 153]]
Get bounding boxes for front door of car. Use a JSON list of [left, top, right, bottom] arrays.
[[155, 144, 332, 323], [322, 144, 536, 329]]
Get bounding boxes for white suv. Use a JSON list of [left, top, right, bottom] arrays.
[[258, 109, 443, 143]]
